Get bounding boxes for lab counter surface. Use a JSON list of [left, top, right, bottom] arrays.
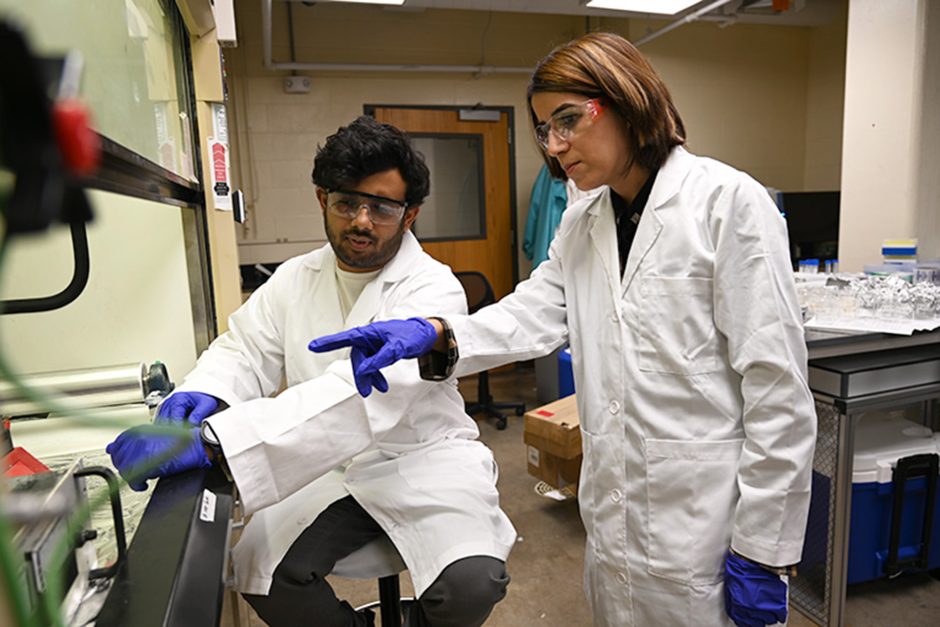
[[805, 327, 940, 359]]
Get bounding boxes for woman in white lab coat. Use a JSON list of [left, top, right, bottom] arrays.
[[311, 33, 817, 627]]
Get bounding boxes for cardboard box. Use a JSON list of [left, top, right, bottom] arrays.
[[524, 394, 582, 490]]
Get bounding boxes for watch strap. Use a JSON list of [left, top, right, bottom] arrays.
[[418, 316, 458, 380]]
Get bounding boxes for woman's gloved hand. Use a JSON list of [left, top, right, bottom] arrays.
[[308, 317, 439, 397], [106, 424, 210, 491], [156, 391, 220, 425], [724, 552, 788, 627]]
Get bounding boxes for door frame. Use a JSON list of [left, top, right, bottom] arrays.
[[363, 104, 520, 285]]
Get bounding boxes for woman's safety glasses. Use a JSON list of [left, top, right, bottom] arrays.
[[534, 98, 606, 150], [326, 190, 408, 225]]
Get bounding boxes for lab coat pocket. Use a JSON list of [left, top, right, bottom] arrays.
[[397, 441, 497, 493], [637, 277, 719, 375], [645, 437, 743, 586]]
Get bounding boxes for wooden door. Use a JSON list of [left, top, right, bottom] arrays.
[[370, 106, 516, 299]]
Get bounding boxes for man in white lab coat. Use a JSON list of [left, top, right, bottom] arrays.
[[106, 116, 516, 627]]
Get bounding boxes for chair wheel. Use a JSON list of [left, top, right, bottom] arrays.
[[515, 407, 525, 416], [497, 418, 507, 430]]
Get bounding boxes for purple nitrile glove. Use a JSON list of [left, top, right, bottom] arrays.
[[106, 424, 210, 491], [308, 317, 439, 397], [724, 552, 788, 627], [156, 391, 220, 425]]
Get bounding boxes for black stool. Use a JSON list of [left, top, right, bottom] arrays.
[[331, 535, 412, 626]]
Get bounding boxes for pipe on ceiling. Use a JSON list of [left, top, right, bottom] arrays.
[[262, 0, 534, 74], [261, 0, 745, 74], [632, 0, 739, 46]]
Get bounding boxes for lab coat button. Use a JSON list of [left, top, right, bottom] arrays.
[[608, 400, 620, 414], [616, 571, 628, 585], [610, 489, 622, 502]]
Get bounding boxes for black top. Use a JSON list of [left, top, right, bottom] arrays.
[[611, 168, 658, 277]]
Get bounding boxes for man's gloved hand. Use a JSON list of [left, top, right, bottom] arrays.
[[156, 391, 220, 425], [106, 424, 210, 491], [308, 317, 439, 397], [724, 552, 788, 627]]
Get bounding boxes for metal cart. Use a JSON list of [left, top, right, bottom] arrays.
[[791, 329, 940, 626]]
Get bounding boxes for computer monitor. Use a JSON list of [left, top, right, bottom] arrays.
[[780, 191, 840, 267]]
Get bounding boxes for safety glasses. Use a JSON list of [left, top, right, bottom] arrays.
[[534, 98, 606, 150], [326, 190, 408, 225]]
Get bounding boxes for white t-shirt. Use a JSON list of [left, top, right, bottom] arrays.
[[335, 265, 381, 318]]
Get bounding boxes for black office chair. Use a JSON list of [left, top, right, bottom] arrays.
[[454, 271, 526, 430]]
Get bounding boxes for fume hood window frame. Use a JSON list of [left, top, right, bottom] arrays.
[[0, 0, 216, 348]]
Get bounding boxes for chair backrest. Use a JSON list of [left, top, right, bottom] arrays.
[[454, 271, 496, 314]]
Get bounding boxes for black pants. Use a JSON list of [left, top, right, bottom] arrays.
[[243, 496, 510, 627]]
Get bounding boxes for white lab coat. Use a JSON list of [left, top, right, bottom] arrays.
[[448, 147, 816, 625], [175, 232, 516, 597]]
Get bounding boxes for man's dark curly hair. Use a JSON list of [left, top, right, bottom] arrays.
[[312, 116, 430, 206]]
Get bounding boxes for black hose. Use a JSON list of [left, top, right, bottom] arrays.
[[0, 216, 90, 314]]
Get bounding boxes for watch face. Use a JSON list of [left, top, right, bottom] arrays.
[[201, 422, 220, 446]]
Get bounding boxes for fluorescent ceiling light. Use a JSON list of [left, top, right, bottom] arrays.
[[318, 0, 406, 5], [585, 0, 701, 15]]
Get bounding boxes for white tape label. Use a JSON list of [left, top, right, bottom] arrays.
[[527, 445, 540, 467], [200, 489, 217, 523]]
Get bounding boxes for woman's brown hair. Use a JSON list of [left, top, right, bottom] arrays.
[[527, 32, 686, 178]]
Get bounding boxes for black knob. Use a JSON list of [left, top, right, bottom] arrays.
[[144, 361, 174, 397], [77, 529, 98, 546]]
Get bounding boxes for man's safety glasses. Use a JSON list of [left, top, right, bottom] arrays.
[[326, 190, 408, 225], [534, 98, 606, 150]]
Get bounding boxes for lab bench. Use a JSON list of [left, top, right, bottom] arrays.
[[790, 328, 940, 626]]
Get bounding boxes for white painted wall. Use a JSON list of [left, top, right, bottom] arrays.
[[839, 0, 938, 271], [804, 2, 848, 190], [625, 20, 811, 191], [913, 0, 940, 263]]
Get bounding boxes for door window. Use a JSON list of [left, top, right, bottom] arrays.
[[411, 134, 486, 241]]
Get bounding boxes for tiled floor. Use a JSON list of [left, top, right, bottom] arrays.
[[222, 365, 940, 626]]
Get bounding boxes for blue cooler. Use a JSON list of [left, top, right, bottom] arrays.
[[558, 347, 575, 398], [846, 415, 940, 584]]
